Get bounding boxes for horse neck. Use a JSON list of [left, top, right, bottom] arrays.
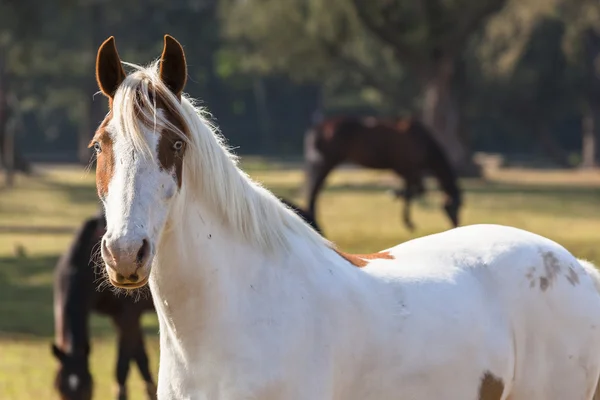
[[62, 278, 92, 358], [57, 229, 95, 358], [148, 188, 335, 346]]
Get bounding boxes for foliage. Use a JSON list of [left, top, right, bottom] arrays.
[[0, 0, 599, 162]]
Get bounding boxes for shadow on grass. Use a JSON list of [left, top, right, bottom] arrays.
[[37, 176, 100, 206], [0, 254, 158, 339], [466, 180, 600, 197], [0, 255, 56, 337], [267, 178, 600, 222]]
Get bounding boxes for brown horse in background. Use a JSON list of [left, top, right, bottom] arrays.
[[304, 116, 462, 231], [52, 210, 157, 400]]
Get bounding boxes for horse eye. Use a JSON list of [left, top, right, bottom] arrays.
[[93, 141, 101, 153], [173, 140, 183, 152]]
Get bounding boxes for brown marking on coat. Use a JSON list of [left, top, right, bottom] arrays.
[[93, 35, 190, 190], [156, 36, 189, 187], [535, 250, 580, 291], [566, 266, 580, 286], [89, 114, 114, 198], [335, 249, 394, 268], [537, 250, 561, 291], [542, 251, 561, 281], [478, 371, 504, 400], [525, 266, 536, 288], [129, 81, 189, 187], [155, 95, 188, 187]]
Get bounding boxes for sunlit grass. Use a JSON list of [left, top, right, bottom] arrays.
[[1, 162, 600, 399]]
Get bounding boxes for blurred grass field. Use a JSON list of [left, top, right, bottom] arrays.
[[1, 160, 600, 399]]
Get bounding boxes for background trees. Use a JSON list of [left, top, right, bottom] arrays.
[[2, 0, 599, 182]]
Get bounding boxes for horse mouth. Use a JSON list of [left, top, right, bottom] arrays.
[[108, 276, 149, 289]]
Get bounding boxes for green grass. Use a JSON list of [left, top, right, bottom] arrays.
[[1, 162, 600, 399]]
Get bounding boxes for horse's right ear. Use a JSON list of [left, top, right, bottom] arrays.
[[51, 343, 67, 362], [96, 36, 126, 98]]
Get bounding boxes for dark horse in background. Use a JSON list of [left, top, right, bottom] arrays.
[[51, 210, 157, 400], [304, 116, 462, 231], [50, 199, 320, 400]]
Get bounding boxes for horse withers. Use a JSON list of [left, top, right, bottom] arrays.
[[51, 210, 157, 400], [279, 197, 322, 235], [304, 115, 463, 231]]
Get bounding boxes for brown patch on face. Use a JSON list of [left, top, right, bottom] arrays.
[[335, 249, 395, 268], [478, 371, 504, 400], [153, 94, 188, 187], [129, 87, 188, 187], [89, 114, 114, 198]]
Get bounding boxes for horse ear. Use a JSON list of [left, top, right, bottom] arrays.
[[159, 35, 187, 97], [51, 343, 67, 362], [96, 36, 126, 98]]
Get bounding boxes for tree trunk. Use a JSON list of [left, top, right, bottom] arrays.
[[420, 56, 479, 176], [0, 50, 14, 187], [582, 28, 600, 168], [581, 105, 597, 168], [532, 118, 570, 167]]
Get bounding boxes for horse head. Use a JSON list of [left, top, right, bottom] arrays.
[[51, 344, 93, 400]]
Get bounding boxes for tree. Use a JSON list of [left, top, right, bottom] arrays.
[[222, 0, 510, 173], [561, 0, 600, 167]]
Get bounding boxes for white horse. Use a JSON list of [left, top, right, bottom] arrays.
[[91, 34, 600, 400]]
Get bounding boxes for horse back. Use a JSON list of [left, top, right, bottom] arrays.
[[308, 116, 432, 171], [349, 224, 600, 399]]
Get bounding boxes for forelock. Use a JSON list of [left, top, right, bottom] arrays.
[[109, 61, 188, 159]]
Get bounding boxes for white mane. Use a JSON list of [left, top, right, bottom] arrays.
[[110, 60, 331, 254]]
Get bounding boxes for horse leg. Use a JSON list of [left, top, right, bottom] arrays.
[[391, 175, 425, 200], [131, 323, 157, 400], [401, 185, 416, 232], [397, 174, 423, 232], [305, 159, 337, 218], [113, 312, 139, 400]]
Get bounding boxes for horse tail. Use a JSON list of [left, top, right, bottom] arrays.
[[414, 121, 462, 209], [577, 259, 600, 400]]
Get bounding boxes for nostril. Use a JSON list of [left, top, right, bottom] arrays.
[[101, 238, 113, 260], [136, 239, 149, 265], [130, 273, 139, 282]]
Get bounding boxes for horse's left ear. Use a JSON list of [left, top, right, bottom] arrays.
[[96, 36, 126, 98], [159, 34, 187, 98]]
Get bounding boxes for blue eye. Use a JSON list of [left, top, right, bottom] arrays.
[[93, 142, 102, 153], [173, 140, 183, 152]]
